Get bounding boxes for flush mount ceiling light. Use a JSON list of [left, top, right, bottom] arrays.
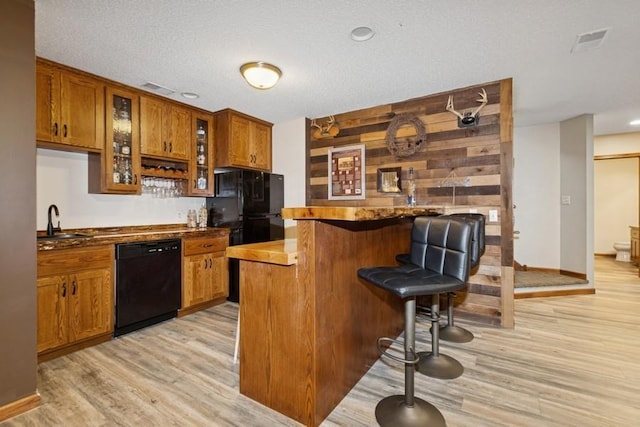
[[240, 62, 282, 90], [350, 26, 375, 42], [181, 92, 199, 99], [630, 119, 640, 126]]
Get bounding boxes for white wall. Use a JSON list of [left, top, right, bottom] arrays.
[[513, 123, 561, 268], [594, 132, 640, 155], [36, 148, 205, 230], [272, 117, 307, 233]]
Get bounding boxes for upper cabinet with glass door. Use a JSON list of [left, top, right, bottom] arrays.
[[89, 87, 140, 194], [188, 114, 214, 196]]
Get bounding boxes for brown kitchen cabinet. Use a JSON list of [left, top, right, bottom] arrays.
[[181, 236, 229, 316], [188, 113, 215, 196], [37, 245, 114, 361], [140, 95, 191, 161], [214, 109, 272, 171], [36, 59, 105, 151], [88, 86, 141, 194]]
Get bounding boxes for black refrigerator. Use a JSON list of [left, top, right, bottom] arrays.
[[206, 170, 284, 302]]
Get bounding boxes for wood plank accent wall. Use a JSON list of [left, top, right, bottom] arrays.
[[306, 79, 514, 326]]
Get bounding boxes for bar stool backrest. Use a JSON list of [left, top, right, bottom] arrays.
[[447, 213, 486, 269], [407, 216, 472, 283]]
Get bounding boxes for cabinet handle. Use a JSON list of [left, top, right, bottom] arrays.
[[72, 280, 77, 295], [203, 243, 213, 248], [164, 141, 167, 152], [193, 179, 197, 189], [134, 174, 138, 185], [209, 258, 213, 268], [62, 282, 67, 297], [204, 259, 208, 269], [53, 122, 58, 136], [63, 124, 67, 137], [169, 142, 173, 153]]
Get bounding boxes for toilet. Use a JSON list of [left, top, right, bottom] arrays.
[[613, 241, 631, 262]]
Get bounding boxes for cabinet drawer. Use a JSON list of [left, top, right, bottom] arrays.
[[183, 236, 228, 256], [38, 245, 113, 277]]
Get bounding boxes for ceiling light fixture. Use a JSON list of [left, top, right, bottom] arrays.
[[240, 61, 282, 90], [181, 92, 199, 99], [630, 119, 640, 126], [350, 26, 375, 42]]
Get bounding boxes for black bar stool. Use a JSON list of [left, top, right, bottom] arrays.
[[358, 216, 473, 427]]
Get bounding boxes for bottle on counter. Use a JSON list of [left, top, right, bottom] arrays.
[[187, 209, 197, 229], [198, 203, 208, 230], [407, 167, 416, 207]]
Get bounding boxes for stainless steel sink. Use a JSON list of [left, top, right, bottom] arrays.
[[37, 233, 91, 241]]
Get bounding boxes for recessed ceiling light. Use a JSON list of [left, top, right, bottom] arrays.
[[630, 119, 640, 126], [181, 92, 200, 99], [350, 26, 375, 42]]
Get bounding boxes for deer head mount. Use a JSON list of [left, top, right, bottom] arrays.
[[311, 115, 339, 139], [446, 88, 488, 128]]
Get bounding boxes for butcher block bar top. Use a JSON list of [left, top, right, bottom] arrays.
[[231, 209, 447, 426], [225, 239, 297, 265], [281, 205, 446, 221]]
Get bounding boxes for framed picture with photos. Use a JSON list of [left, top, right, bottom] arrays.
[[328, 144, 365, 200]]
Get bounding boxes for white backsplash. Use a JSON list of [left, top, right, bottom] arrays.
[[37, 148, 205, 230]]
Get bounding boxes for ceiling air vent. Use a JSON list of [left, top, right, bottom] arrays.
[[140, 81, 175, 96], [571, 28, 609, 53]]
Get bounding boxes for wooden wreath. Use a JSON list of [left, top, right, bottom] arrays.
[[385, 113, 427, 158]]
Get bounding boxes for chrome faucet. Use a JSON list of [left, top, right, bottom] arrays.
[[46, 204, 61, 236]]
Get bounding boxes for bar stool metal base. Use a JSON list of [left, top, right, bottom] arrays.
[[438, 324, 474, 343], [375, 395, 446, 427], [416, 351, 464, 380]]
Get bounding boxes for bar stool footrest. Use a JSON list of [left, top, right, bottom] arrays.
[[376, 337, 420, 365]]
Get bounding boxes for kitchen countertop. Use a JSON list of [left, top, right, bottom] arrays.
[[225, 239, 298, 266], [37, 224, 230, 251], [281, 205, 448, 221]]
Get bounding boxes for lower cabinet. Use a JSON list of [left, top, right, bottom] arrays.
[[181, 236, 229, 315], [37, 245, 113, 361]]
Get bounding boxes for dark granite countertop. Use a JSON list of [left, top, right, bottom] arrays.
[[37, 224, 230, 251]]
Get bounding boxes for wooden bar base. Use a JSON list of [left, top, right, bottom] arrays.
[[237, 218, 414, 426]]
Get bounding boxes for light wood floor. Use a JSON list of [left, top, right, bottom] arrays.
[[3, 257, 639, 426]]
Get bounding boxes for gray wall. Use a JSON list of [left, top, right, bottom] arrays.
[[560, 114, 594, 282], [0, 0, 37, 408]]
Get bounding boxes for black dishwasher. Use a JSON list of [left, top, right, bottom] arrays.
[[115, 239, 181, 337]]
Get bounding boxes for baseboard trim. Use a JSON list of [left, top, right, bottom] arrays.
[[0, 393, 41, 422], [515, 287, 595, 299]]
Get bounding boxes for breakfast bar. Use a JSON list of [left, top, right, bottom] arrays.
[[226, 206, 445, 426]]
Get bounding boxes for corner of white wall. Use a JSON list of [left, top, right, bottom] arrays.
[[272, 117, 307, 229]]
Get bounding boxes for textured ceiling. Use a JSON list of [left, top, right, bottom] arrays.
[[35, 0, 640, 136]]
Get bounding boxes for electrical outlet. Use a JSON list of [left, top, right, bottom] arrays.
[[489, 209, 498, 222], [561, 195, 571, 205]]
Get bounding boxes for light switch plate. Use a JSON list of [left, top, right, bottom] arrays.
[[489, 209, 498, 222], [561, 195, 571, 205]]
